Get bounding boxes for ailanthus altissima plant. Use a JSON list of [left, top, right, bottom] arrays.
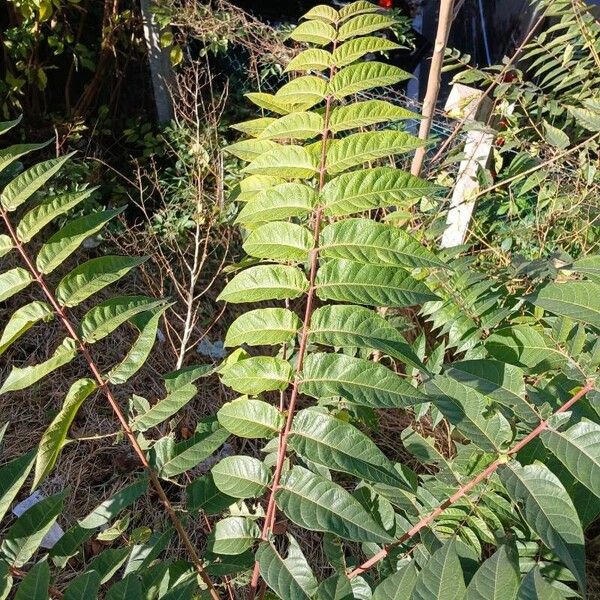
[[1, 2, 600, 599], [210, 2, 600, 598]]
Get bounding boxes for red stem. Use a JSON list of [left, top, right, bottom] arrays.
[[0, 208, 221, 600], [249, 46, 338, 597], [347, 379, 596, 579]]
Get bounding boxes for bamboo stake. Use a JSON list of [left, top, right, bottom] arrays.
[[410, 0, 455, 177]]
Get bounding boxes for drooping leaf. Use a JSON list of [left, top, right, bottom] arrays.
[[231, 117, 276, 138], [309, 304, 425, 371], [0, 450, 36, 522], [301, 352, 426, 408], [225, 308, 301, 347], [529, 280, 600, 327], [131, 384, 197, 432], [339, 0, 380, 20], [235, 182, 316, 224], [245, 92, 297, 115], [217, 396, 284, 439], [235, 174, 287, 203], [329, 61, 410, 99], [275, 466, 394, 543], [220, 356, 292, 395], [0, 115, 22, 136], [0, 235, 12, 258], [316, 259, 438, 307], [499, 462, 586, 590], [16, 188, 94, 243], [464, 544, 520, 600], [373, 562, 417, 599], [1, 491, 66, 567], [323, 131, 425, 175], [243, 144, 319, 178], [260, 111, 324, 140], [412, 539, 466, 600], [321, 167, 439, 216], [13, 559, 50, 600], [426, 375, 513, 452], [0, 337, 77, 395], [107, 308, 165, 385], [332, 36, 402, 68], [319, 219, 445, 269], [36, 207, 126, 274], [79, 296, 165, 343], [56, 255, 147, 307], [540, 421, 600, 496], [209, 516, 260, 555], [0, 301, 54, 357], [33, 378, 97, 489], [289, 408, 415, 489], [84, 547, 130, 584], [0, 267, 32, 303], [243, 222, 314, 262], [257, 536, 318, 600], [218, 265, 309, 303], [212, 455, 271, 499]]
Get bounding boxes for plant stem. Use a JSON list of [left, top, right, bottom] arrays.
[[0, 208, 221, 600], [410, 0, 455, 177], [249, 46, 338, 598], [347, 378, 596, 579]]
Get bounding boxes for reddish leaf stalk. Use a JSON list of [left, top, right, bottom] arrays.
[[347, 378, 596, 579], [0, 208, 221, 600], [249, 52, 338, 596]]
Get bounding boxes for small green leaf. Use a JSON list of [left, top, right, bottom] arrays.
[[0, 267, 32, 303], [225, 308, 301, 347], [243, 222, 314, 262], [1, 491, 66, 567], [499, 462, 585, 591], [13, 559, 50, 600], [275, 466, 394, 543], [257, 536, 318, 600], [316, 259, 438, 307], [301, 352, 427, 408], [79, 296, 165, 343], [0, 301, 54, 357], [132, 384, 196, 432], [212, 455, 271, 499], [17, 188, 93, 242], [33, 378, 97, 489], [289, 408, 415, 489], [0, 337, 77, 395], [0, 450, 36, 522], [209, 517, 260, 555], [0, 235, 12, 258], [218, 265, 309, 303], [220, 356, 292, 395], [0, 141, 52, 193], [56, 255, 147, 307], [218, 397, 284, 438], [36, 207, 125, 274]]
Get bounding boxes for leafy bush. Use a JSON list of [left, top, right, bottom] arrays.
[[0, 2, 599, 599]]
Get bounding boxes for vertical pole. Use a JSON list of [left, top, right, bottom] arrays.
[[411, 0, 455, 177], [140, 0, 175, 124]]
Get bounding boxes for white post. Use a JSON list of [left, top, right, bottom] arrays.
[[440, 83, 495, 248]]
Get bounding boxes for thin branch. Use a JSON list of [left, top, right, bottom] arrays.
[[0, 208, 221, 600], [347, 378, 596, 579]]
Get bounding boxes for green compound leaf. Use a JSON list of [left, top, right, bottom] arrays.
[[329, 61, 410, 99], [220, 356, 292, 395], [332, 37, 402, 68], [243, 144, 319, 179], [464, 544, 520, 600], [285, 48, 333, 73], [225, 307, 301, 347], [259, 111, 324, 140], [243, 222, 314, 262], [329, 99, 418, 133], [412, 539, 466, 600]]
